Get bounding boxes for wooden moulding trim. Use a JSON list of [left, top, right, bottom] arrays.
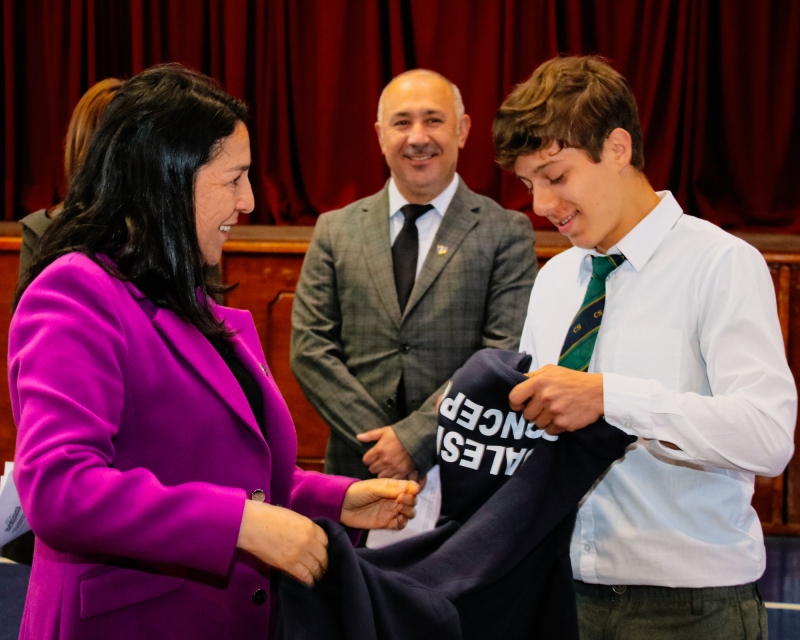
[[3, 232, 800, 263], [776, 267, 791, 350], [0, 238, 22, 251], [761, 522, 800, 536], [771, 471, 786, 525], [538, 249, 800, 264], [223, 241, 310, 254], [762, 253, 800, 264], [536, 247, 568, 259], [219, 243, 800, 263]]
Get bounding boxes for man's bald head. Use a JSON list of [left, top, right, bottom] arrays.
[[374, 69, 471, 203], [377, 69, 465, 127]]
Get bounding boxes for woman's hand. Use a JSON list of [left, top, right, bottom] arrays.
[[236, 500, 328, 586], [341, 479, 420, 530]]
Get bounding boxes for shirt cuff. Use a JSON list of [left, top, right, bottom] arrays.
[[602, 372, 657, 439]]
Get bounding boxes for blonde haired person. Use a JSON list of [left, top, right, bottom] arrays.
[[18, 78, 124, 279]]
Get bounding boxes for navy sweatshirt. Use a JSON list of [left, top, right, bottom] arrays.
[[277, 349, 635, 640], [436, 348, 537, 525]]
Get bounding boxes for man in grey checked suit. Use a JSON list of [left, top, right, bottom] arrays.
[[291, 69, 537, 481]]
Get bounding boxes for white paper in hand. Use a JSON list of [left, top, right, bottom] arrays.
[[366, 465, 441, 549], [0, 462, 32, 547]]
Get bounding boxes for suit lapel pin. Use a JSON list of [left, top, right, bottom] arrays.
[[437, 245, 448, 256]]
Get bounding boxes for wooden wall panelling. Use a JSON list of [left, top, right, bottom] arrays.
[[0, 233, 21, 467], [752, 258, 800, 535], [755, 263, 791, 531], [785, 260, 800, 531], [221, 228, 327, 472], [2, 225, 800, 533]]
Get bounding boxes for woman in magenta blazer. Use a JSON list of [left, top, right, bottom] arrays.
[[9, 65, 418, 640]]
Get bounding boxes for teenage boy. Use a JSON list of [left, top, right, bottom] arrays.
[[494, 56, 796, 639]]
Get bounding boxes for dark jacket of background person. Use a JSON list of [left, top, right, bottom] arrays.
[[17, 208, 49, 280], [17, 208, 222, 298], [291, 179, 537, 479]]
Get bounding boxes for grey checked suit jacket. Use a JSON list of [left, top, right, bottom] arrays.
[[290, 179, 537, 479]]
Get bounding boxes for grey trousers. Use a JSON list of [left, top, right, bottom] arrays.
[[575, 580, 768, 640]]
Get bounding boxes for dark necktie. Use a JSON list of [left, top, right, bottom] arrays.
[[393, 203, 434, 313], [558, 254, 626, 371]]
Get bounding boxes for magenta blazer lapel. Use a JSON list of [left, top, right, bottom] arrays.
[[150, 303, 267, 449], [218, 305, 299, 502]]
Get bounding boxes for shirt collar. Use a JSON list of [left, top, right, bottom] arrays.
[[576, 191, 683, 281], [388, 173, 460, 220]]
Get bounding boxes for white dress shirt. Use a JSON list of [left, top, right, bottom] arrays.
[[519, 191, 797, 587], [388, 173, 459, 277]]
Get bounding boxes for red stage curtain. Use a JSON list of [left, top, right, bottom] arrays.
[[2, 0, 799, 230]]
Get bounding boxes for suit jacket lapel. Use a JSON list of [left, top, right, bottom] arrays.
[[360, 185, 402, 328], [403, 179, 479, 318]]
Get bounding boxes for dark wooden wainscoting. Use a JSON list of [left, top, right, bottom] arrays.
[[2, 222, 800, 535]]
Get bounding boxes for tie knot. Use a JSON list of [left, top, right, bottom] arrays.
[[591, 254, 626, 281], [400, 203, 434, 226]]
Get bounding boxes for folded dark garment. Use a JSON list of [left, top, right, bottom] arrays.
[[277, 349, 636, 640], [436, 348, 534, 525]]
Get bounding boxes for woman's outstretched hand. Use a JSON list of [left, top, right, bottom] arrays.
[[341, 478, 420, 530], [237, 500, 328, 586]]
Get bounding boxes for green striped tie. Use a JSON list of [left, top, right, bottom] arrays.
[[558, 254, 626, 372]]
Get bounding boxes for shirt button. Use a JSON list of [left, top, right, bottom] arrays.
[[623, 419, 633, 429], [583, 544, 591, 552], [386, 397, 396, 409], [399, 343, 411, 354], [250, 489, 266, 502], [612, 585, 627, 594], [253, 588, 267, 605]]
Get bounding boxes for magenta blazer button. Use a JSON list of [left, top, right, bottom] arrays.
[[250, 489, 266, 502], [253, 589, 267, 605]]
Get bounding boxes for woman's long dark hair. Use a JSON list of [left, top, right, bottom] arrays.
[[15, 64, 247, 338]]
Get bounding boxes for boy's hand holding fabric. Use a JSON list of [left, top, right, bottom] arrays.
[[509, 365, 604, 435]]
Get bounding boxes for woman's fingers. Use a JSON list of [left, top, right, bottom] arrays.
[[309, 527, 328, 574], [397, 503, 416, 518], [286, 536, 328, 585], [308, 553, 325, 583], [396, 506, 416, 526], [289, 562, 315, 586], [341, 478, 422, 528], [294, 522, 327, 584], [313, 522, 329, 547], [396, 491, 418, 507], [237, 501, 330, 585]]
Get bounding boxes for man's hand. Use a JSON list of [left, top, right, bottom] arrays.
[[341, 479, 420, 530], [508, 364, 604, 435], [357, 427, 417, 478]]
